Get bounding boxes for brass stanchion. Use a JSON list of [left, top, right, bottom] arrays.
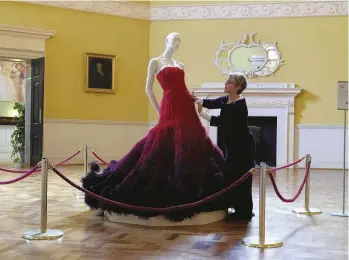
[[292, 154, 322, 215], [242, 162, 283, 248], [22, 158, 64, 240], [74, 146, 88, 196], [84, 145, 88, 175]]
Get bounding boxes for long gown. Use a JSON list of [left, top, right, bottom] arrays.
[[82, 66, 230, 221]]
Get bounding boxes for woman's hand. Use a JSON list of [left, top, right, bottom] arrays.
[[197, 102, 203, 114], [191, 92, 197, 101]]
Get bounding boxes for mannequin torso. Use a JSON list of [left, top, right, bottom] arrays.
[[145, 32, 184, 115], [155, 57, 184, 75]]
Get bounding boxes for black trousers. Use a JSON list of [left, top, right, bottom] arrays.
[[224, 138, 255, 215], [229, 166, 253, 215]]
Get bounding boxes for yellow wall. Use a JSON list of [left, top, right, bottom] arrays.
[[149, 17, 348, 124], [0, 2, 150, 121], [0, 1, 347, 125]]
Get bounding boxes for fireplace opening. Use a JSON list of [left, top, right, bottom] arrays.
[[216, 116, 277, 167], [248, 116, 277, 167]]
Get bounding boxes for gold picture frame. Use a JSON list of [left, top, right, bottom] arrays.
[[84, 53, 116, 94]]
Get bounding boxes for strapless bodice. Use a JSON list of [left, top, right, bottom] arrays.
[[156, 66, 187, 93]]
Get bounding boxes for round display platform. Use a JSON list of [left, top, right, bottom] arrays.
[[104, 210, 227, 226]]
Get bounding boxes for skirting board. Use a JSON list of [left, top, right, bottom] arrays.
[[297, 124, 348, 169], [1, 121, 347, 170]]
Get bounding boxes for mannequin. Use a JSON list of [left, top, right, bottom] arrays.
[[145, 32, 184, 115], [81, 31, 230, 226]]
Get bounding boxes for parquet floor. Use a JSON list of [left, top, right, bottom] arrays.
[[0, 165, 347, 260]]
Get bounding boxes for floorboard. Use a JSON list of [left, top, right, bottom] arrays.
[[0, 166, 347, 260]]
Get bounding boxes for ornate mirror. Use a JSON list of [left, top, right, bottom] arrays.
[[213, 32, 284, 77]]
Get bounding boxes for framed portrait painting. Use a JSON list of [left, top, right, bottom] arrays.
[[84, 53, 116, 94]]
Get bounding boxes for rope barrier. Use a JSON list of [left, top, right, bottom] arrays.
[[89, 148, 108, 165], [22, 158, 64, 240], [0, 165, 40, 185], [292, 155, 322, 215], [269, 156, 305, 173], [0, 148, 83, 174], [252, 157, 305, 173], [268, 161, 311, 203], [51, 165, 255, 213], [55, 149, 82, 167], [0, 165, 38, 174], [242, 162, 283, 248], [7, 149, 316, 244]]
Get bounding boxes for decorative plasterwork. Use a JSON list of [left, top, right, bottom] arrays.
[[23, 1, 150, 20], [18, 1, 348, 21], [150, 1, 348, 20], [0, 24, 55, 59], [0, 24, 55, 39]]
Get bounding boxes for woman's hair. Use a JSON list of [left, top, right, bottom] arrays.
[[228, 72, 248, 94]]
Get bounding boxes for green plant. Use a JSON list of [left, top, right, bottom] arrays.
[[10, 102, 25, 163]]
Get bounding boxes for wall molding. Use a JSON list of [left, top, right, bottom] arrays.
[[0, 24, 55, 39], [0, 23, 55, 59], [44, 118, 149, 126], [22, 0, 150, 20], [297, 124, 349, 129], [297, 124, 348, 169], [2, 121, 347, 169], [20, 1, 348, 21], [151, 1, 348, 20]]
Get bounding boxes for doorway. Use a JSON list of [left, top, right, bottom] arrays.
[[0, 23, 54, 166], [0, 57, 45, 166]]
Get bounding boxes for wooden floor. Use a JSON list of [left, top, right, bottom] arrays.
[[0, 165, 347, 260]]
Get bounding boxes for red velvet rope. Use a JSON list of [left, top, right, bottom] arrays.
[[0, 150, 82, 174], [55, 150, 82, 167], [268, 161, 311, 203], [51, 166, 254, 212], [268, 157, 305, 173], [90, 150, 109, 165], [0, 165, 40, 185], [0, 165, 38, 174]]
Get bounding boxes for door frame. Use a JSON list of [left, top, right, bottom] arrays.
[[0, 24, 55, 164]]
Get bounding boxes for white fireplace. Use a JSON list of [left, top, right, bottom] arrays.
[[193, 82, 302, 167]]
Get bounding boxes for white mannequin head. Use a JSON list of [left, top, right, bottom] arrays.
[[165, 32, 181, 52]]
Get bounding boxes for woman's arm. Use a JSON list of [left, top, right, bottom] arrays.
[[145, 58, 160, 115], [199, 111, 221, 127], [196, 96, 227, 109]]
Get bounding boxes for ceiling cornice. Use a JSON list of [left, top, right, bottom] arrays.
[[151, 1, 348, 20], [21, 1, 150, 20], [19, 1, 348, 21]]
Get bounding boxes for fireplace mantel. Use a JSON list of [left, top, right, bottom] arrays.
[[193, 82, 301, 95], [193, 82, 303, 167]]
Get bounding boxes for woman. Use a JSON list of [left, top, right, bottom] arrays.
[[192, 72, 256, 220]]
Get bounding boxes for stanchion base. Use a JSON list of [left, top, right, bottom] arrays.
[[22, 229, 64, 240], [292, 208, 322, 215], [330, 211, 349, 217], [242, 236, 283, 248]]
